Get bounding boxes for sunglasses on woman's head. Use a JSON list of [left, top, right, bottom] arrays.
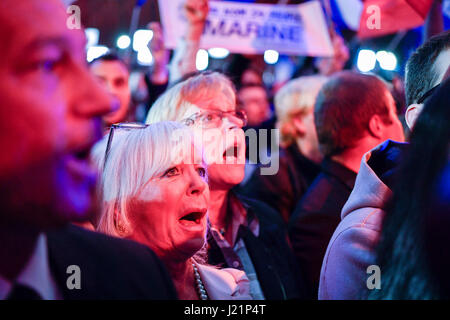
[[103, 122, 149, 169], [182, 110, 248, 129]]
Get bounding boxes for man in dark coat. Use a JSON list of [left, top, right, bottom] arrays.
[[289, 72, 405, 299]]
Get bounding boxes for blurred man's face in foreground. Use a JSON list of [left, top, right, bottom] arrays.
[[0, 0, 115, 228]]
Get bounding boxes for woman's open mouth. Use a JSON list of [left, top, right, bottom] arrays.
[[66, 142, 98, 183], [223, 144, 240, 163], [178, 210, 207, 229]]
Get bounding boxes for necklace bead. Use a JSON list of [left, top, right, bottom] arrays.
[[192, 261, 209, 300]]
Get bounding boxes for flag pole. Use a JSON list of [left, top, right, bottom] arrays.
[[125, 0, 148, 64]]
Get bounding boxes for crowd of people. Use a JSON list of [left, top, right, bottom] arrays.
[[0, 0, 449, 301]]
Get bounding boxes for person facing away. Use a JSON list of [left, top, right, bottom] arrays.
[[288, 71, 405, 299], [319, 30, 450, 300], [0, 0, 176, 300]]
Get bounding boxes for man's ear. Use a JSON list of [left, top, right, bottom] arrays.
[[292, 116, 306, 136], [405, 104, 423, 130], [368, 114, 383, 139]]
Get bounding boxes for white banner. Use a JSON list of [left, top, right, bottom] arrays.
[[158, 0, 334, 57]]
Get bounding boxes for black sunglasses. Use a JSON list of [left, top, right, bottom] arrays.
[[417, 83, 441, 104], [103, 123, 149, 169]]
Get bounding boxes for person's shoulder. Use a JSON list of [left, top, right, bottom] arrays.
[[343, 207, 385, 232], [48, 224, 155, 259], [47, 224, 177, 299], [328, 208, 384, 254], [321, 210, 384, 284], [319, 211, 382, 300], [47, 224, 170, 278]]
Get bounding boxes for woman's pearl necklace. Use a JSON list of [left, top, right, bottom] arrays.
[[192, 261, 209, 300]]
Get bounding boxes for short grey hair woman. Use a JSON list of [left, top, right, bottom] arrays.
[[97, 121, 251, 300]]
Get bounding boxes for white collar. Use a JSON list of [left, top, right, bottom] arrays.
[[194, 262, 252, 300], [0, 234, 61, 300]]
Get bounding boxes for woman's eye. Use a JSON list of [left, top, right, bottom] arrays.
[[163, 167, 179, 177], [204, 113, 218, 122], [197, 167, 206, 178]]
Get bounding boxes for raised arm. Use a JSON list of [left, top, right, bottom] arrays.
[[147, 21, 170, 85], [169, 0, 209, 84]]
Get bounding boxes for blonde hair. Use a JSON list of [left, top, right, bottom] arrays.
[[96, 121, 197, 237], [145, 72, 236, 124], [275, 75, 328, 147]]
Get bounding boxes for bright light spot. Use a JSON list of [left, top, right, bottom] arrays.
[[208, 48, 230, 59], [87, 46, 109, 63], [133, 29, 153, 52], [263, 71, 275, 86], [116, 35, 131, 50], [137, 48, 153, 66], [264, 50, 279, 64], [85, 28, 99, 48], [133, 30, 154, 65], [357, 49, 376, 72], [196, 49, 209, 71], [376, 50, 397, 71]]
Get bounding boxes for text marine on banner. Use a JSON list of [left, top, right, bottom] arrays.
[[158, 0, 334, 57]]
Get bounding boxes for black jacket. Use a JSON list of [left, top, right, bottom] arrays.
[[239, 144, 321, 223], [46, 224, 177, 299], [207, 193, 307, 300], [288, 159, 356, 299]]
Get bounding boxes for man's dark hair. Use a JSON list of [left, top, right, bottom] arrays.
[[89, 52, 129, 70], [314, 71, 392, 157], [405, 30, 450, 105]]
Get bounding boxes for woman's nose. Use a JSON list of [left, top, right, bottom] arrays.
[[222, 117, 240, 131], [188, 170, 207, 196], [70, 63, 119, 118]]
